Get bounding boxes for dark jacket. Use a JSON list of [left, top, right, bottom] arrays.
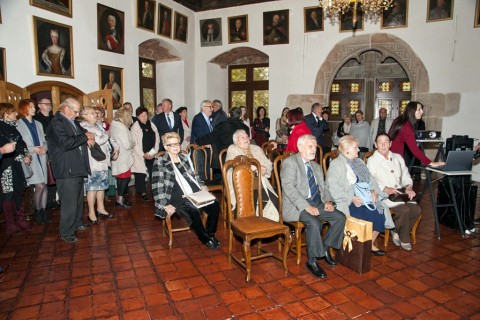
[[305, 113, 329, 146], [46, 112, 90, 179], [152, 112, 184, 150]]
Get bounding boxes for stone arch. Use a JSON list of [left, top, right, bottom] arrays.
[[138, 39, 181, 62], [209, 47, 269, 68]]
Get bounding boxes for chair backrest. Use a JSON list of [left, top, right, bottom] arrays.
[[261, 140, 276, 155], [315, 145, 324, 166], [322, 149, 339, 176], [362, 149, 375, 163], [222, 155, 262, 220], [219, 148, 228, 172], [190, 145, 209, 181], [273, 153, 292, 223], [0, 80, 30, 108], [83, 89, 113, 123]]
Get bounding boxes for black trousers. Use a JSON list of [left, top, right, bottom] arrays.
[[57, 177, 85, 237], [178, 200, 220, 243]]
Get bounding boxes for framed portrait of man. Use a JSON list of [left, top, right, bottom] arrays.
[[427, 0, 454, 22], [475, 0, 480, 28], [97, 4, 125, 54], [228, 15, 248, 44], [158, 3, 173, 38], [381, 0, 408, 29], [304, 7, 324, 32], [137, 0, 155, 32], [33, 16, 73, 78], [200, 18, 222, 47], [339, 4, 364, 32], [0, 48, 5, 81], [30, 0, 72, 18], [263, 9, 289, 45], [99, 65, 123, 109], [174, 12, 188, 43]]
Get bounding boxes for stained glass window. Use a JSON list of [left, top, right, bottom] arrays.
[[253, 90, 269, 112], [348, 100, 360, 114], [141, 62, 154, 78], [231, 91, 246, 108], [378, 99, 392, 114], [142, 88, 155, 115], [253, 67, 269, 81], [400, 81, 411, 92], [331, 83, 340, 93], [400, 100, 409, 114], [350, 83, 360, 93], [379, 81, 392, 92], [330, 100, 340, 116], [231, 68, 247, 82]]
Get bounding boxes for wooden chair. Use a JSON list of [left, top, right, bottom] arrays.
[[322, 149, 339, 176], [222, 155, 290, 281], [261, 140, 276, 155], [362, 149, 375, 163], [315, 145, 324, 167], [218, 148, 229, 226]]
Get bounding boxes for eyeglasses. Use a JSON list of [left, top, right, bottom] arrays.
[[165, 143, 181, 147], [204, 105, 213, 109], [67, 106, 81, 114], [39, 103, 52, 106]]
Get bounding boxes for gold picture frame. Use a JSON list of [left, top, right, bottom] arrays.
[[427, 0, 454, 22], [475, 0, 480, 28], [30, 0, 72, 18], [228, 15, 248, 44], [339, 5, 364, 32], [174, 12, 188, 43], [263, 9, 289, 45], [381, 0, 408, 29], [98, 65, 123, 109], [33, 16, 74, 78], [97, 4, 125, 54], [304, 6, 324, 32], [158, 3, 173, 38], [0, 48, 6, 81], [137, 0, 156, 32]]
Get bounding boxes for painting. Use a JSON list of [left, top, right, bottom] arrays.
[[33, 16, 73, 78], [339, 4, 364, 32], [200, 18, 222, 47], [228, 15, 248, 43], [174, 12, 188, 43], [427, 0, 454, 22], [30, 0, 72, 18], [97, 4, 124, 54], [263, 9, 289, 45], [304, 6, 324, 32], [158, 3, 173, 38], [137, 0, 155, 32], [99, 65, 123, 109], [475, 0, 480, 28], [0, 48, 5, 81], [381, 0, 408, 28]]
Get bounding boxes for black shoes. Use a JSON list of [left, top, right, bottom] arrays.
[[115, 202, 131, 209], [96, 211, 113, 218], [371, 249, 387, 256], [75, 224, 91, 231], [141, 194, 149, 202], [204, 238, 220, 250], [306, 260, 327, 278], [323, 249, 337, 266], [61, 235, 78, 243], [88, 217, 99, 225], [123, 199, 132, 206]]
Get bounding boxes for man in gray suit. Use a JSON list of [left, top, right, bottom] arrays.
[[281, 134, 345, 278]]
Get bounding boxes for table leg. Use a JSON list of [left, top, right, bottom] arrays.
[[447, 177, 465, 237], [426, 170, 442, 239]]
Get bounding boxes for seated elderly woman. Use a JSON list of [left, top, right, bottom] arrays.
[[152, 132, 220, 249], [326, 135, 387, 256], [225, 129, 278, 220], [367, 133, 421, 251]]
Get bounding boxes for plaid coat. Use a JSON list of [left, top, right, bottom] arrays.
[[152, 153, 204, 217]]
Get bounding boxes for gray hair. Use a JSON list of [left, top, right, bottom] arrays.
[[297, 134, 316, 148], [59, 97, 80, 112], [200, 99, 212, 109], [232, 129, 248, 144]]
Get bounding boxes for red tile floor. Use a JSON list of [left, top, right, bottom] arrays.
[[0, 185, 479, 320]]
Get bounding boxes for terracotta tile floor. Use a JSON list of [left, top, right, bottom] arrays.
[[1, 185, 479, 320]]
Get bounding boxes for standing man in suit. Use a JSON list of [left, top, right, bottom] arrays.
[[281, 134, 345, 278], [152, 98, 184, 151], [305, 103, 328, 147], [370, 107, 393, 148], [47, 98, 94, 243], [191, 100, 214, 143], [211, 99, 228, 128]]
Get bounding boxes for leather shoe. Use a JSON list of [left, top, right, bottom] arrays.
[[75, 224, 91, 231], [115, 202, 131, 209], [61, 235, 78, 243], [88, 217, 99, 225], [306, 261, 327, 278], [323, 249, 337, 266], [97, 211, 114, 218], [123, 199, 132, 206], [371, 249, 386, 256], [141, 194, 149, 202], [204, 239, 220, 250]]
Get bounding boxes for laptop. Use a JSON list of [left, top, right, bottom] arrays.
[[432, 150, 475, 172]]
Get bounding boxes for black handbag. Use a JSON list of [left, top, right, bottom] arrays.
[[89, 143, 106, 161], [388, 187, 410, 203]]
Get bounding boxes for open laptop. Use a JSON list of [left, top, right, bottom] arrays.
[[432, 150, 475, 172]]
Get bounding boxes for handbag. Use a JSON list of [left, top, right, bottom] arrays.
[[22, 161, 33, 179], [354, 181, 376, 211], [185, 190, 216, 209], [388, 187, 410, 203], [89, 142, 107, 161], [46, 157, 56, 185]]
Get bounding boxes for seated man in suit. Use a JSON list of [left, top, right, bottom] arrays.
[[281, 134, 345, 278], [191, 100, 214, 143], [152, 98, 184, 151]]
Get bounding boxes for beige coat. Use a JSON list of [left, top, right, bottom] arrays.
[[130, 121, 160, 174], [110, 120, 134, 176]]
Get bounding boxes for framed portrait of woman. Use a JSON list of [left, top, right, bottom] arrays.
[[30, 0, 72, 18], [0, 48, 6, 81], [174, 12, 188, 43], [97, 4, 125, 54], [33, 16, 73, 78], [427, 0, 454, 22], [137, 0, 156, 32], [475, 0, 480, 28], [158, 3, 173, 38], [228, 15, 248, 44], [381, 0, 408, 29], [99, 65, 123, 109]]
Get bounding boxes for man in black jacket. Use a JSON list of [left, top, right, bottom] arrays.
[[47, 98, 94, 243]]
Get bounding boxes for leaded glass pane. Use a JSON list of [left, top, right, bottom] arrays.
[[141, 62, 154, 78], [400, 81, 411, 92], [378, 81, 392, 92], [253, 90, 269, 112], [331, 83, 340, 93], [400, 100, 409, 114], [142, 88, 155, 115], [350, 82, 360, 93], [231, 68, 246, 82], [231, 91, 246, 108], [330, 100, 340, 116], [348, 100, 360, 114], [253, 67, 269, 81], [378, 99, 392, 115]]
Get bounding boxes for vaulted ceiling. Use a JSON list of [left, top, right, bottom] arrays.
[[173, 0, 275, 12]]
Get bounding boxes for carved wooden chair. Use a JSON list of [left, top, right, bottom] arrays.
[[322, 149, 339, 177], [222, 155, 290, 281]]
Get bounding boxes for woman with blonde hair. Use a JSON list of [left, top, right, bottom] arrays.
[[110, 107, 134, 208]]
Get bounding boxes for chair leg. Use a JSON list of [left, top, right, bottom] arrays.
[[243, 239, 252, 281], [295, 226, 302, 265], [384, 229, 390, 250], [411, 214, 421, 245], [228, 229, 233, 263], [283, 231, 290, 274], [165, 215, 173, 249]]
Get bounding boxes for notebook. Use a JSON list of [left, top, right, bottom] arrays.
[[432, 150, 475, 172]]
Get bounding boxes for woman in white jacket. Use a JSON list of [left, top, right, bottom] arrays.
[[110, 107, 134, 208]]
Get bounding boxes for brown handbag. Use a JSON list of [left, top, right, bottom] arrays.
[[46, 157, 56, 186]]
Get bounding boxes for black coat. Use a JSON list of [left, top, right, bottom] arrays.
[[152, 112, 184, 151]]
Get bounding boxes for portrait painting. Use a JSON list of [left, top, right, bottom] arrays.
[[30, 0, 72, 18], [33, 16, 73, 78], [99, 65, 123, 109], [0, 48, 5, 81], [158, 3, 173, 38], [475, 0, 480, 28], [174, 12, 188, 43], [228, 15, 248, 44], [382, 0, 408, 28], [339, 4, 364, 32], [263, 9, 289, 45], [200, 18, 222, 47], [137, 0, 155, 32], [427, 0, 454, 22], [97, 4, 125, 54], [304, 6, 324, 32]]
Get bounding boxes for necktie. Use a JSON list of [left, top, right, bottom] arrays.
[[306, 162, 320, 204], [166, 114, 172, 129], [316, 116, 321, 127], [208, 119, 213, 132]]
